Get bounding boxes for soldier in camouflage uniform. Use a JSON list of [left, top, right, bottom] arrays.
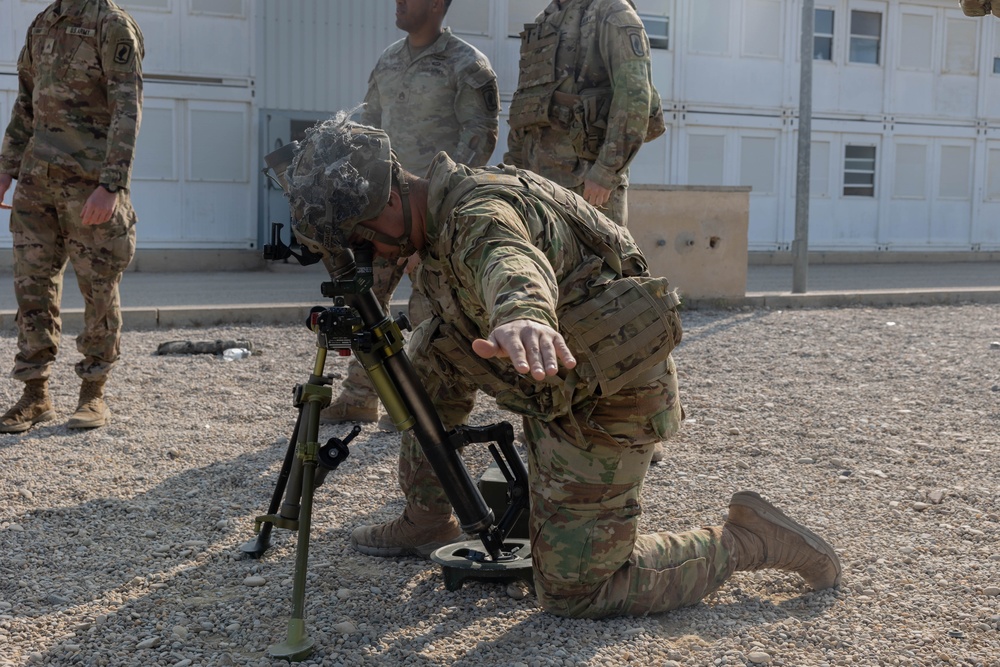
[[0, 0, 143, 432], [283, 115, 841, 619], [504, 0, 664, 227], [322, 0, 500, 428], [960, 1, 1000, 17]]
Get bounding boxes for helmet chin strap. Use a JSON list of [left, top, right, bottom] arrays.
[[352, 161, 416, 256]]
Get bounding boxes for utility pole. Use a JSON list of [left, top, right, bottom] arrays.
[[793, 0, 814, 293]]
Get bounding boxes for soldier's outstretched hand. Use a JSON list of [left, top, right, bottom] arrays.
[[473, 319, 577, 381]]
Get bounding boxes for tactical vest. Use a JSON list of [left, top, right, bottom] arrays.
[[508, 16, 665, 161], [424, 165, 682, 421]]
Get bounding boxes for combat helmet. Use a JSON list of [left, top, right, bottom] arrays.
[[282, 111, 414, 259]]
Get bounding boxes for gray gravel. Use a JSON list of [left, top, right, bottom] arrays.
[[0, 304, 997, 667]]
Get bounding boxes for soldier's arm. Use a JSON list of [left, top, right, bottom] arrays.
[[504, 127, 526, 168], [99, 15, 143, 192], [452, 61, 500, 167], [361, 69, 383, 128], [0, 35, 37, 177], [588, 8, 654, 190], [452, 206, 560, 334], [959, 1, 1000, 17]]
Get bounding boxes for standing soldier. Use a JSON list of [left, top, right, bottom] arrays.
[[0, 0, 144, 432], [504, 0, 664, 227], [322, 0, 500, 427]]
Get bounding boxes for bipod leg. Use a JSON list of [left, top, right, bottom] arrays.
[[240, 406, 305, 559], [269, 396, 322, 661]]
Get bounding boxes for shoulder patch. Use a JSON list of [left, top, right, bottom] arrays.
[[627, 28, 647, 58], [113, 40, 135, 65]]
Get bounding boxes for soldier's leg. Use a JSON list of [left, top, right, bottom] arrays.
[[64, 187, 136, 381], [9, 171, 68, 383], [350, 318, 477, 557], [2, 172, 63, 432], [63, 185, 136, 429], [322, 255, 407, 424], [528, 373, 838, 618]]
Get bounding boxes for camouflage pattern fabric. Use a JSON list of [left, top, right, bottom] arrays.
[[1, 0, 143, 382], [959, 0, 1000, 17], [10, 166, 136, 382], [389, 154, 729, 617], [362, 27, 500, 178], [504, 0, 663, 226], [341, 31, 501, 402]]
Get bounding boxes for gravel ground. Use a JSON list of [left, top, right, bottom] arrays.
[[0, 304, 998, 667]]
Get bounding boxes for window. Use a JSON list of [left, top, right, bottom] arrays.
[[945, 18, 977, 74], [988, 148, 1000, 199], [688, 135, 726, 186], [810, 141, 830, 197], [641, 14, 669, 50], [446, 2, 490, 36], [740, 137, 776, 194], [508, 0, 540, 37], [190, 0, 243, 16], [893, 143, 926, 199], [939, 145, 971, 199], [690, 0, 730, 55], [900, 14, 933, 70], [814, 9, 834, 60], [849, 10, 881, 64], [844, 145, 876, 196], [744, 0, 781, 58], [995, 22, 1000, 74]]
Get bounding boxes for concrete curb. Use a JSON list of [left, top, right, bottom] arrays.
[[2, 289, 999, 332]]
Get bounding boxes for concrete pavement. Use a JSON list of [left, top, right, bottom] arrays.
[[1, 259, 998, 331]]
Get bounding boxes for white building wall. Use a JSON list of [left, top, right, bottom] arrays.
[[1, 0, 998, 256]]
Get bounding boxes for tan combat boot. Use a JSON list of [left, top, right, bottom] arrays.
[[350, 505, 464, 559], [67, 379, 111, 429], [724, 490, 842, 590], [0, 379, 56, 433], [320, 392, 379, 424]]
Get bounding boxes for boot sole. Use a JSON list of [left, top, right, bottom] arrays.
[[0, 409, 57, 433], [729, 491, 842, 587], [350, 536, 451, 560]]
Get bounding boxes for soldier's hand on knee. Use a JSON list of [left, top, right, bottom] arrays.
[[81, 186, 117, 226], [472, 319, 576, 381]]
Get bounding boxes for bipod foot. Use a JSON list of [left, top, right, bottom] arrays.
[[238, 533, 271, 560], [430, 538, 533, 592], [268, 618, 315, 661], [238, 521, 274, 560]]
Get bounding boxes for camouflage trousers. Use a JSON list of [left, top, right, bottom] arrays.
[[395, 320, 737, 618], [9, 165, 136, 382], [339, 256, 434, 403]]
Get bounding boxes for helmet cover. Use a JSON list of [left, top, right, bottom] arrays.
[[285, 111, 395, 256]]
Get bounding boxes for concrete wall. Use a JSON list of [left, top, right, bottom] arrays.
[[627, 185, 751, 300]]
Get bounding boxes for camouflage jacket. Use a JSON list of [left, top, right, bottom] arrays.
[[504, 0, 660, 191], [0, 0, 144, 190], [362, 28, 500, 177], [418, 153, 680, 420]]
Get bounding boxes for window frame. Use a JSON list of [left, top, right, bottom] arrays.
[[848, 8, 883, 66], [843, 144, 877, 197], [814, 7, 835, 61]]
